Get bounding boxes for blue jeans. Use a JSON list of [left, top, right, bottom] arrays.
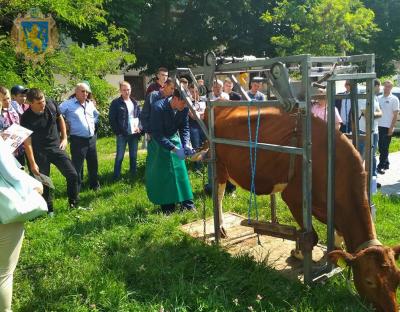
[[113, 134, 139, 179]]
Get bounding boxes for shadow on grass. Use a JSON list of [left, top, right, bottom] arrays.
[[16, 221, 371, 312]]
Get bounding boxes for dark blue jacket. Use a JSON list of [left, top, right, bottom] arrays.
[[109, 96, 141, 136], [150, 97, 190, 151]]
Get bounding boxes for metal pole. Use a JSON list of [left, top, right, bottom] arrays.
[[209, 101, 220, 244], [350, 80, 360, 150], [302, 56, 313, 285], [326, 81, 336, 266], [365, 54, 376, 209], [270, 194, 277, 224]]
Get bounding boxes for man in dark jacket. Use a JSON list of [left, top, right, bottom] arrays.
[[109, 81, 142, 180], [335, 80, 352, 133]]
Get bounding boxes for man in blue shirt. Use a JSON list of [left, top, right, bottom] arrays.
[[145, 89, 195, 214], [60, 83, 100, 191]]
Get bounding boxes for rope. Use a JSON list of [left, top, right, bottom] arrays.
[[247, 104, 262, 222]]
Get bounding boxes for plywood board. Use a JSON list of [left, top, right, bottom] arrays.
[[181, 212, 328, 281]]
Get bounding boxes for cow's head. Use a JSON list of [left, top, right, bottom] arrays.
[[329, 245, 400, 312]]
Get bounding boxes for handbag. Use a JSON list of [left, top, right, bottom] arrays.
[[0, 173, 48, 224], [0, 138, 48, 224]]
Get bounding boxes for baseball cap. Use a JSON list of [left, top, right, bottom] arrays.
[[11, 85, 28, 95], [81, 80, 92, 93], [251, 76, 264, 83]]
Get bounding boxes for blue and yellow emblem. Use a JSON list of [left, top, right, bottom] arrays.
[[11, 9, 58, 62]]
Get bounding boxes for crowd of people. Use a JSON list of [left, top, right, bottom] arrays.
[[0, 66, 399, 310], [309, 79, 399, 187]]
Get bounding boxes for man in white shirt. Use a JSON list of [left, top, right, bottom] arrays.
[[210, 79, 229, 101], [377, 80, 399, 173]]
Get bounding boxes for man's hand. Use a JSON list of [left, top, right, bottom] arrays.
[[184, 146, 195, 156], [173, 147, 186, 160], [59, 138, 68, 150], [34, 185, 43, 195], [388, 127, 394, 136], [30, 163, 40, 176]]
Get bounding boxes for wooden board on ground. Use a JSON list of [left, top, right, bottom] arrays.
[[181, 212, 328, 282]]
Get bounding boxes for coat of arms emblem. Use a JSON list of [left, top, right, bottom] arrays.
[[11, 8, 58, 62]]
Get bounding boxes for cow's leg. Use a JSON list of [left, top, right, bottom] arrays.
[[281, 181, 319, 260], [217, 182, 227, 238], [216, 161, 229, 238]]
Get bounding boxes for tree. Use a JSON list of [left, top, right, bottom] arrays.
[[357, 0, 400, 76], [105, 0, 278, 73], [0, 0, 136, 136], [262, 0, 378, 56]]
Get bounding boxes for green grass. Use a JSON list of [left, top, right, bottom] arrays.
[[13, 137, 400, 312], [389, 135, 400, 153]]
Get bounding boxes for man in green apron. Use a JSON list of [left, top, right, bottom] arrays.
[[145, 89, 195, 213]]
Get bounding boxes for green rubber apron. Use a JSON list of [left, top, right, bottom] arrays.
[[145, 133, 193, 205]]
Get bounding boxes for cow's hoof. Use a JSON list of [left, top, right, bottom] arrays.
[[220, 226, 227, 238], [290, 248, 304, 261]]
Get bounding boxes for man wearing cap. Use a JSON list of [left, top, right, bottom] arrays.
[[59, 83, 100, 191], [145, 89, 195, 214], [247, 77, 266, 101], [10, 85, 29, 116]]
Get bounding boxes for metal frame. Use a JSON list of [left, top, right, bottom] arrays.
[[175, 52, 375, 284]]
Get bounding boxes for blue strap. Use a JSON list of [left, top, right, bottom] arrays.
[[247, 104, 261, 221]]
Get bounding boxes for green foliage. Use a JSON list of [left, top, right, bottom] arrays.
[[357, 0, 400, 76], [0, 2, 136, 137], [262, 0, 378, 56], [49, 32, 135, 136], [0, 36, 23, 87]]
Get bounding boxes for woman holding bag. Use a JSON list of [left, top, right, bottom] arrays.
[[0, 137, 46, 312]]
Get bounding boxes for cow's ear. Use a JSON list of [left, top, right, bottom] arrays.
[[392, 245, 400, 260], [328, 250, 355, 268]]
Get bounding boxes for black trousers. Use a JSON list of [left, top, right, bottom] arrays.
[[34, 148, 79, 212], [378, 126, 392, 170], [70, 135, 99, 191]]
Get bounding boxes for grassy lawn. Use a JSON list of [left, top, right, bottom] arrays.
[[13, 136, 399, 312]]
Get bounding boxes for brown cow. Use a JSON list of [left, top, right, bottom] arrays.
[[209, 106, 400, 312]]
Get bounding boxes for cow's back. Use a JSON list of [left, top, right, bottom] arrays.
[[212, 106, 365, 204]]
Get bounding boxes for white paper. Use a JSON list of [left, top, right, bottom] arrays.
[[34, 173, 55, 189], [0, 124, 32, 152]]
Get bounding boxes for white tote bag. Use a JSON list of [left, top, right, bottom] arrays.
[[0, 138, 48, 224]]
